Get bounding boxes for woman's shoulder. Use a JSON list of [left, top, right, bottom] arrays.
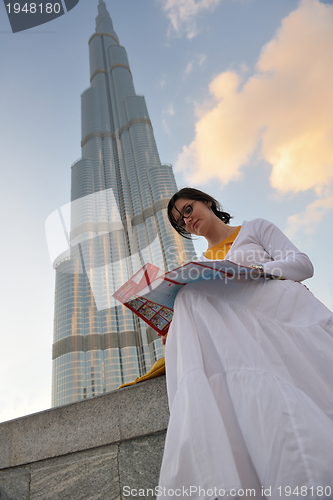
[[243, 218, 274, 227], [240, 218, 280, 235]]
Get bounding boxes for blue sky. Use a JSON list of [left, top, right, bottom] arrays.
[[1, 0, 332, 422]]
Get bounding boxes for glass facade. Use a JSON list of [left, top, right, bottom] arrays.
[[51, 0, 196, 406]]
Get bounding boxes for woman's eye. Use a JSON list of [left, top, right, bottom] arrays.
[[184, 206, 191, 216]]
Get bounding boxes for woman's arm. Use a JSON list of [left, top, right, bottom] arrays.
[[253, 218, 314, 282]]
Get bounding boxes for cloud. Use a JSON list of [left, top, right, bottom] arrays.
[[185, 61, 194, 75], [184, 53, 207, 76], [163, 103, 175, 116], [159, 74, 167, 90], [160, 0, 222, 38], [162, 103, 175, 134], [176, 0, 333, 194], [286, 195, 333, 238]]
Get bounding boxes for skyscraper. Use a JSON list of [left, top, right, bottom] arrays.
[[51, 0, 196, 406]]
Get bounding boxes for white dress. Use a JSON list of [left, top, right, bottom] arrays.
[[158, 219, 333, 500]]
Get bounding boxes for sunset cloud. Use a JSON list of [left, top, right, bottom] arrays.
[[160, 0, 221, 38], [286, 195, 333, 238], [176, 0, 333, 194]]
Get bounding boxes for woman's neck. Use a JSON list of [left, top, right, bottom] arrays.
[[206, 222, 237, 249]]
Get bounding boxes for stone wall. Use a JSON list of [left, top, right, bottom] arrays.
[[0, 376, 168, 500]]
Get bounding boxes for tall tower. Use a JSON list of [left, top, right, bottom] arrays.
[[51, 0, 196, 406]]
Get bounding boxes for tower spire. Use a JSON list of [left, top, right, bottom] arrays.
[[95, 0, 118, 41]]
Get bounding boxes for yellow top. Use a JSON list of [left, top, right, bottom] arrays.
[[204, 226, 242, 260], [118, 357, 166, 389]]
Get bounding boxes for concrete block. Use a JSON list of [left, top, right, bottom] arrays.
[[0, 375, 169, 500], [0, 424, 12, 469], [118, 377, 169, 441], [119, 432, 166, 500], [0, 470, 30, 500], [0, 393, 120, 468], [30, 445, 120, 500]]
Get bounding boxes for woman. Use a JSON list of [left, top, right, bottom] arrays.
[[158, 188, 333, 500]]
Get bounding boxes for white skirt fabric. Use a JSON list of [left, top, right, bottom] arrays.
[[158, 277, 333, 500]]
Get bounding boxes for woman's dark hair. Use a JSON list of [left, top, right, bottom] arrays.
[[167, 187, 232, 239]]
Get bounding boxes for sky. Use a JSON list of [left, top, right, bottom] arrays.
[[1, 0, 333, 423]]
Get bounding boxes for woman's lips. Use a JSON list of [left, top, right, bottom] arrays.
[[193, 220, 199, 230]]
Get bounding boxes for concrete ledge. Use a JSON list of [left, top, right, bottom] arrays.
[[0, 376, 168, 470]]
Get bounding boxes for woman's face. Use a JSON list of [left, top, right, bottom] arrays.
[[172, 198, 217, 238]]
